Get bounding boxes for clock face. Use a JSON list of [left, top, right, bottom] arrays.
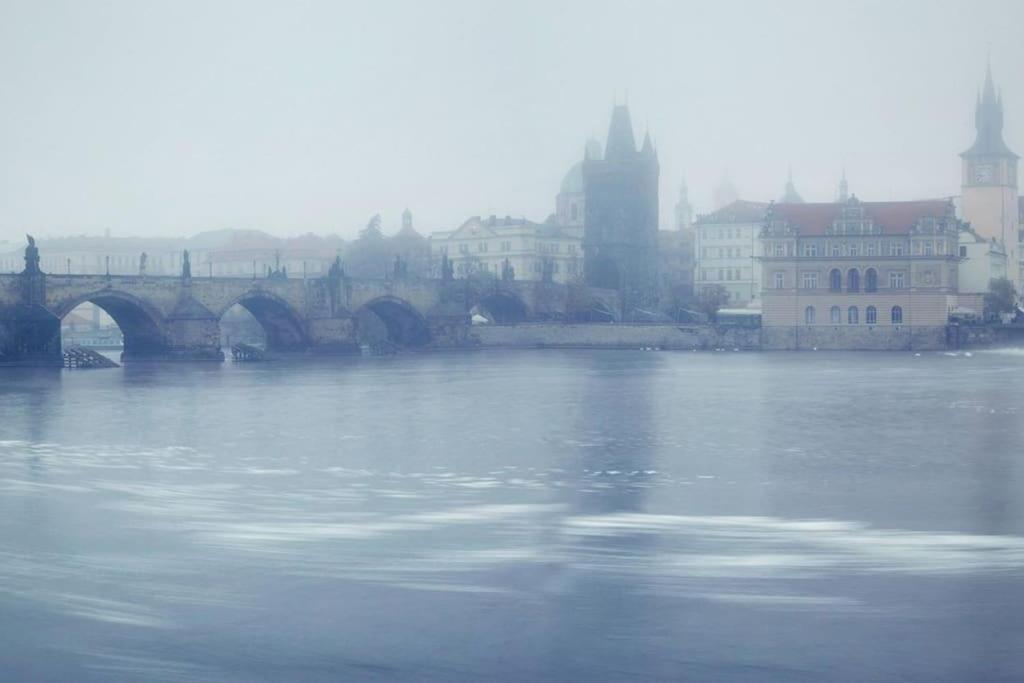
[[974, 164, 994, 184]]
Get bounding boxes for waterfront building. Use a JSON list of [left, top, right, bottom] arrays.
[[583, 105, 660, 309], [693, 200, 769, 306], [760, 197, 962, 350], [428, 215, 582, 283], [957, 228, 1007, 315], [960, 62, 1019, 291]]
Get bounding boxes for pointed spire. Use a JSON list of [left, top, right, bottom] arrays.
[[964, 58, 1016, 158], [780, 167, 804, 204], [838, 168, 849, 202], [604, 105, 637, 161], [640, 129, 654, 157]]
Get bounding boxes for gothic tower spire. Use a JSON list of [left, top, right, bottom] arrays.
[[963, 60, 1016, 158], [604, 105, 637, 161]]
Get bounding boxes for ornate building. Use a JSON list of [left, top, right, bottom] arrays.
[[582, 105, 660, 310], [960, 62, 1019, 290], [760, 197, 961, 350]]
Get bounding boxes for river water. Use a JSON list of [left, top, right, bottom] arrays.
[[2, 349, 1024, 681]]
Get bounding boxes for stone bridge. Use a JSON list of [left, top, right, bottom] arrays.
[[0, 244, 620, 365]]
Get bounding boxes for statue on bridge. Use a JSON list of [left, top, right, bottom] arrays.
[[182, 250, 191, 279], [24, 235, 40, 275], [328, 255, 345, 279], [139, 252, 148, 276], [440, 251, 454, 282], [393, 254, 408, 280], [501, 258, 515, 282]]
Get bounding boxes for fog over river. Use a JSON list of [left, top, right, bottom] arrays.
[[2, 350, 1023, 681]]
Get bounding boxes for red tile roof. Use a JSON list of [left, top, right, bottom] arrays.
[[769, 199, 952, 236]]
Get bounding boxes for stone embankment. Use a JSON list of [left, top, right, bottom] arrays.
[[470, 323, 760, 350]]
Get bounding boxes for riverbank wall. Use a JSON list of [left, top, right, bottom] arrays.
[[470, 323, 760, 350]]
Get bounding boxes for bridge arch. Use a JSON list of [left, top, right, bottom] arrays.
[[356, 296, 431, 349], [53, 290, 167, 359], [472, 290, 530, 324], [221, 291, 309, 351]]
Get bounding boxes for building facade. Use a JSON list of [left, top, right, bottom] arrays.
[[428, 215, 582, 284], [582, 105, 660, 309], [957, 228, 1007, 315], [693, 200, 769, 306], [960, 63, 1019, 292], [760, 197, 961, 350]]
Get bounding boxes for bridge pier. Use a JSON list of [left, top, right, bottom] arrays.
[[307, 316, 360, 354], [0, 305, 62, 367], [162, 315, 225, 362]]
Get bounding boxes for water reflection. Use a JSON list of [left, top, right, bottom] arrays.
[[1, 350, 1023, 680]]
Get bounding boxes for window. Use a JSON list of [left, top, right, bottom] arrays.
[[865, 268, 878, 292], [570, 204, 578, 220], [478, 242, 488, 253], [829, 269, 842, 292], [773, 271, 784, 288], [847, 268, 860, 292], [718, 268, 725, 280], [802, 272, 818, 289], [831, 243, 841, 257], [890, 241, 905, 256], [701, 269, 709, 281], [803, 243, 818, 257], [866, 305, 877, 324], [923, 241, 934, 256], [459, 243, 469, 254], [889, 271, 905, 289], [805, 306, 816, 324], [937, 240, 946, 255], [848, 243, 859, 257], [848, 306, 859, 324], [830, 306, 841, 323], [702, 248, 709, 259], [867, 242, 877, 256], [500, 241, 511, 252], [891, 305, 903, 324], [959, 246, 967, 258]]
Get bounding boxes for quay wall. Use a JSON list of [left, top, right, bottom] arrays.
[[471, 323, 761, 350]]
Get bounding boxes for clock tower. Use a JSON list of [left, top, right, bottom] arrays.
[[961, 61, 1020, 289]]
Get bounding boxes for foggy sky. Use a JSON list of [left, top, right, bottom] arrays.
[[1, 0, 1022, 244]]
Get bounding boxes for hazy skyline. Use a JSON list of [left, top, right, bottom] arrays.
[[2, 0, 1023, 244]]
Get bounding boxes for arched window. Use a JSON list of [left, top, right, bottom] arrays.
[[804, 306, 816, 325], [848, 306, 859, 324], [866, 305, 877, 325], [865, 268, 878, 292], [891, 305, 903, 325], [847, 268, 860, 292], [830, 306, 841, 324], [829, 269, 842, 292]]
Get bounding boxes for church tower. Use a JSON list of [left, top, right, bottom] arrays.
[[583, 105, 660, 311], [961, 61, 1019, 289], [674, 178, 693, 231]]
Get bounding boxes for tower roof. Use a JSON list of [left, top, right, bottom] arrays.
[[604, 105, 637, 161], [779, 168, 805, 203], [962, 61, 1018, 158]]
